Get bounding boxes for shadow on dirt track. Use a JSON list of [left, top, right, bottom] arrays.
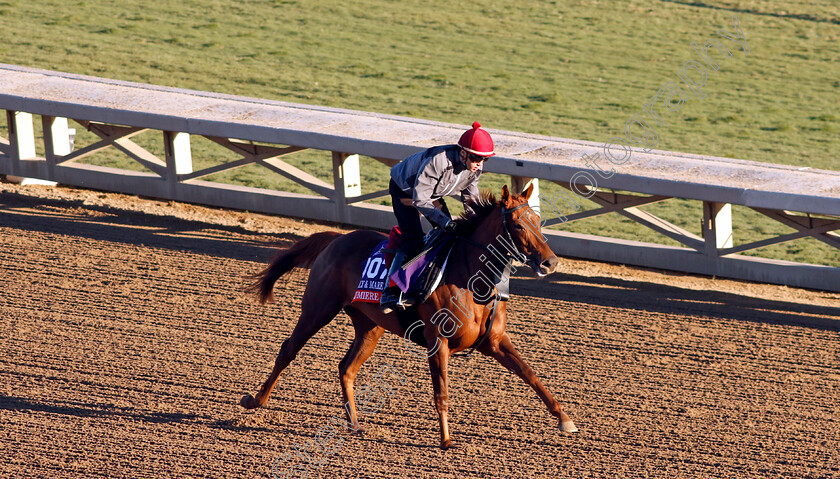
[[0, 395, 208, 424], [0, 191, 300, 262], [516, 271, 840, 331]]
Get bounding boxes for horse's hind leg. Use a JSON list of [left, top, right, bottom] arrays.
[[338, 307, 385, 431], [428, 339, 453, 450], [241, 296, 342, 409], [481, 333, 578, 433]]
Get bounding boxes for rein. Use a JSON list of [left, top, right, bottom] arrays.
[[451, 202, 531, 358]]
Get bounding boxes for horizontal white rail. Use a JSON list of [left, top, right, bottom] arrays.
[[1, 63, 839, 291]]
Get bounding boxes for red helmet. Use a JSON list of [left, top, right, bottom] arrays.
[[458, 122, 495, 157]]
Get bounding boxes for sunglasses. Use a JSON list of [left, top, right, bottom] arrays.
[[466, 152, 489, 163]]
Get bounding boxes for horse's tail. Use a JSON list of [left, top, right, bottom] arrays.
[[246, 231, 342, 304]]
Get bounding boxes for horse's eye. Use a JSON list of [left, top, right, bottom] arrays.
[[513, 223, 525, 230]]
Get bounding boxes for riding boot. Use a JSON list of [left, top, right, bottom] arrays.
[[380, 251, 407, 314]]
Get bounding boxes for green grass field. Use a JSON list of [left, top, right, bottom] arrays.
[[1, 0, 838, 266]]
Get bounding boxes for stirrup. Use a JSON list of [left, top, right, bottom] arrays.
[[400, 295, 416, 309], [380, 299, 406, 314], [379, 287, 405, 314], [379, 250, 408, 314], [384, 300, 408, 314]]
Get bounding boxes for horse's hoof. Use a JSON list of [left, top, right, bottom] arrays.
[[240, 394, 260, 409], [560, 420, 579, 433], [440, 439, 453, 450]]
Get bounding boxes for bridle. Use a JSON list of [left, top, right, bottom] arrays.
[[499, 202, 534, 264], [457, 201, 533, 264]]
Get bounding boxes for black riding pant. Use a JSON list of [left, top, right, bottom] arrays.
[[389, 179, 450, 258]]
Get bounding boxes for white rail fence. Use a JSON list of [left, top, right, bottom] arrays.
[[1, 64, 839, 292]]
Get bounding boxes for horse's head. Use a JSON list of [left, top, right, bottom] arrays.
[[498, 184, 559, 276]]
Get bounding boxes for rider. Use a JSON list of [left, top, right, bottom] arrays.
[[380, 121, 495, 313]]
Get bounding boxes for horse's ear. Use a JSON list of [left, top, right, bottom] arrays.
[[521, 182, 534, 201], [501, 185, 511, 206]]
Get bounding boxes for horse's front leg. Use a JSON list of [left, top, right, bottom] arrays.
[[481, 333, 578, 433], [427, 338, 453, 449]]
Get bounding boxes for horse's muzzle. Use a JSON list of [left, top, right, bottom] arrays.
[[530, 255, 559, 277]]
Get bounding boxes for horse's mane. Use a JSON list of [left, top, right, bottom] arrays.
[[454, 190, 499, 235]]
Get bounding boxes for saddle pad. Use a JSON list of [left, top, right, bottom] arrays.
[[390, 228, 453, 294], [351, 240, 389, 304], [404, 241, 454, 304]]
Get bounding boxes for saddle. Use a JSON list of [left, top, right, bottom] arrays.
[[388, 227, 455, 305], [385, 225, 514, 306]]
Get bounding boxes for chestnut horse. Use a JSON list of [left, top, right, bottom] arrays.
[[241, 184, 577, 449]]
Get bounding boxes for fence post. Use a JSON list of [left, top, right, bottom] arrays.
[[42, 116, 72, 180], [332, 152, 361, 223], [703, 201, 733, 258], [511, 176, 541, 213], [7, 111, 36, 167], [164, 131, 192, 196]]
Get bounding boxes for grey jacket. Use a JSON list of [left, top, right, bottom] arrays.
[[390, 145, 481, 228]]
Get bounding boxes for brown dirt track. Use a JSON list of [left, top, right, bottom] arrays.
[[1, 182, 839, 479]]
